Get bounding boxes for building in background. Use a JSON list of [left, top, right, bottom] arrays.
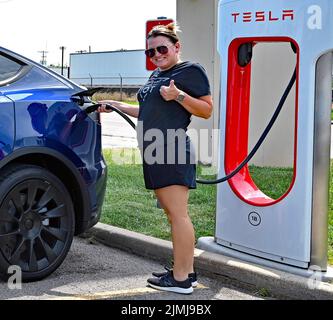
[[69, 49, 151, 90]]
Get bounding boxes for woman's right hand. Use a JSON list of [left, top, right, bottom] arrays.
[[97, 100, 119, 113], [97, 100, 139, 118], [97, 104, 112, 113]]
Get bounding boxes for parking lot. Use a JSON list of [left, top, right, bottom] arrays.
[[0, 108, 273, 301], [100, 112, 138, 149], [0, 106, 268, 300], [1, 112, 331, 301], [0, 236, 266, 300]]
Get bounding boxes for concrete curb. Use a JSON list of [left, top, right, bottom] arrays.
[[83, 222, 333, 300]]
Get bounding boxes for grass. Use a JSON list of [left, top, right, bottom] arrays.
[[101, 148, 333, 265], [101, 148, 216, 241], [124, 101, 139, 106], [248, 165, 294, 199]]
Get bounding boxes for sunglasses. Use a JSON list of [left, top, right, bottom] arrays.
[[145, 45, 170, 58]]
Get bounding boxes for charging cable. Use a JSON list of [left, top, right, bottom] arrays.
[[84, 103, 136, 130], [83, 68, 296, 185], [197, 68, 296, 184]]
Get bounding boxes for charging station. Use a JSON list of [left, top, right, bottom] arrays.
[[198, 0, 333, 278]]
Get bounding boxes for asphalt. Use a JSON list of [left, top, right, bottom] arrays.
[[85, 223, 333, 300]]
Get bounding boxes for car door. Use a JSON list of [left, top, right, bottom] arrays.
[[0, 52, 21, 159]]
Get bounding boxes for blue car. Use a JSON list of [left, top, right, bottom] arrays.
[[0, 47, 107, 281]]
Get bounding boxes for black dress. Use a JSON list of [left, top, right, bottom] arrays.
[[137, 61, 211, 190]]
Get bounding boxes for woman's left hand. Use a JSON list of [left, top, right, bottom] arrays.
[[160, 80, 180, 101]]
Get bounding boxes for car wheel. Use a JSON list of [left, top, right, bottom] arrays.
[[0, 164, 75, 282]]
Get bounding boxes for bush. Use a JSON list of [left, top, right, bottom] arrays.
[[93, 90, 138, 102]]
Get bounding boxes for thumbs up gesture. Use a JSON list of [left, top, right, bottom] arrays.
[[160, 80, 180, 101]]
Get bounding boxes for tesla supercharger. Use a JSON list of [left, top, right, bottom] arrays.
[[199, 0, 333, 278]]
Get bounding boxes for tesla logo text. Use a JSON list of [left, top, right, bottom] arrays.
[[307, 5, 322, 30], [232, 10, 294, 23]]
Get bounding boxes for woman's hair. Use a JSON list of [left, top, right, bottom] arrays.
[[147, 23, 181, 44]]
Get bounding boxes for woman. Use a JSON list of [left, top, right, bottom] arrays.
[[98, 23, 213, 294]]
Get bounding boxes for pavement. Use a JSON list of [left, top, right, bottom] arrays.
[[97, 113, 333, 300], [1, 236, 263, 300], [85, 223, 333, 300], [101, 112, 138, 149]]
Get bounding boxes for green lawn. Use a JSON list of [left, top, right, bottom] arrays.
[[248, 165, 294, 199], [124, 101, 139, 106], [101, 148, 215, 241], [101, 148, 333, 265]]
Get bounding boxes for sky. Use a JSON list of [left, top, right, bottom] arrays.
[[0, 0, 176, 66]]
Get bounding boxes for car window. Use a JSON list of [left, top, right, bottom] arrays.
[[0, 53, 24, 82]]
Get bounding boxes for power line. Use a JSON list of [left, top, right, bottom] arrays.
[[38, 50, 48, 66]]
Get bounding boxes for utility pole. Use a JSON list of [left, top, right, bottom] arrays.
[[59, 46, 66, 76], [38, 50, 48, 66]]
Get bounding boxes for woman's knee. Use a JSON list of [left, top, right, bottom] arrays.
[[164, 209, 190, 225]]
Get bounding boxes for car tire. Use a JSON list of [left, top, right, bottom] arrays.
[[0, 164, 75, 282]]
